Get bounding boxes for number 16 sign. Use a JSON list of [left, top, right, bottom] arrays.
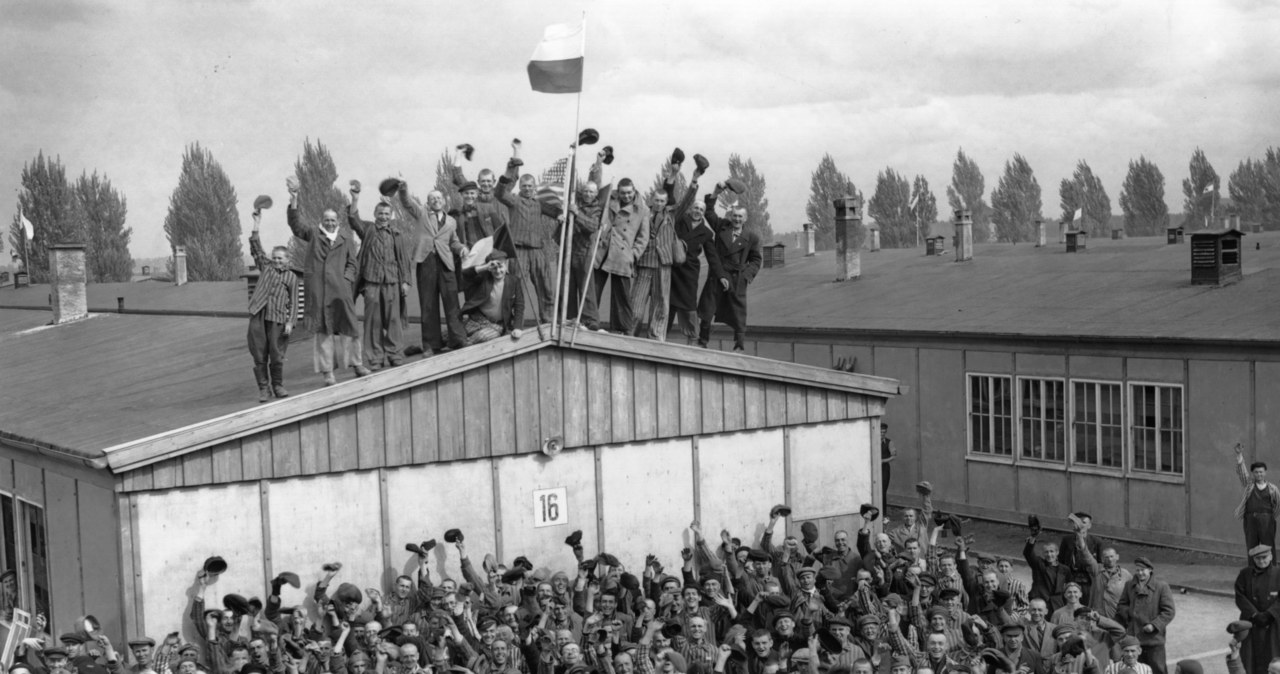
[[533, 487, 568, 528]]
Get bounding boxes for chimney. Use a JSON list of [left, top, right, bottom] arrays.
[[869, 227, 881, 252], [804, 224, 816, 256], [953, 209, 973, 261], [833, 196, 862, 280], [1035, 219, 1045, 247], [49, 243, 88, 324], [174, 245, 188, 286]]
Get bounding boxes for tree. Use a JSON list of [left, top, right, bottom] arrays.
[[288, 138, 348, 270], [163, 142, 244, 281], [432, 150, 464, 214], [1180, 148, 1219, 229], [1229, 158, 1269, 227], [7, 152, 83, 283], [1119, 156, 1170, 237], [989, 154, 1042, 243], [909, 175, 939, 242], [866, 167, 913, 248], [1263, 148, 1280, 230], [805, 154, 855, 250], [945, 149, 991, 242], [715, 154, 772, 243], [645, 158, 688, 209], [1059, 160, 1112, 237], [76, 171, 133, 282]]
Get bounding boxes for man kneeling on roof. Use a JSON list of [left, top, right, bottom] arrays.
[[461, 251, 524, 346]]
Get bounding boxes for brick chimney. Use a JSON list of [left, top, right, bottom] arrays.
[[174, 245, 188, 286], [49, 244, 88, 324], [833, 196, 862, 280], [953, 209, 973, 261]]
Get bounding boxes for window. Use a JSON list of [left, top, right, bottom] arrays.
[[1072, 381, 1124, 469], [0, 494, 51, 628], [969, 375, 1013, 456], [1019, 378, 1066, 462], [1130, 384, 1184, 475]]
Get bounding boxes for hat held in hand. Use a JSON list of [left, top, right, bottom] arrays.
[[457, 143, 475, 161], [670, 148, 685, 165], [444, 528, 464, 544], [253, 195, 273, 212], [800, 521, 819, 545], [769, 504, 792, 519], [693, 154, 709, 173], [860, 503, 880, 521], [915, 481, 933, 496], [577, 129, 599, 147], [724, 178, 747, 194], [378, 178, 403, 197], [202, 556, 228, 576], [601, 146, 614, 165], [565, 530, 583, 548]]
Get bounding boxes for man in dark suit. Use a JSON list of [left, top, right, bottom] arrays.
[[666, 161, 719, 344], [698, 183, 763, 352], [461, 251, 524, 345], [397, 187, 470, 354]]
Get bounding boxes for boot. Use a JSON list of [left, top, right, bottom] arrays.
[[253, 366, 270, 403], [270, 363, 289, 398]]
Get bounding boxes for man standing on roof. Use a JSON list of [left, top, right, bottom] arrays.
[[348, 184, 413, 369], [246, 209, 298, 402], [1235, 443, 1280, 556], [286, 178, 369, 387], [697, 182, 762, 352], [449, 145, 510, 240], [494, 139, 562, 325], [395, 186, 469, 355]]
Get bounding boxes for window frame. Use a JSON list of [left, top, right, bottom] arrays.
[[1068, 378, 1126, 473], [0, 491, 52, 630], [1016, 376, 1068, 465], [966, 373, 1015, 459], [1127, 381, 1186, 477]]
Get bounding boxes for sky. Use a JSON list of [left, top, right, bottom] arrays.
[[1, 0, 1278, 258]]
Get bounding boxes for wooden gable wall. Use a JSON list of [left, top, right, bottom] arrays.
[[118, 349, 883, 492]]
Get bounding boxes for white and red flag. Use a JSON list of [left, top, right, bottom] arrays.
[[527, 22, 585, 94]]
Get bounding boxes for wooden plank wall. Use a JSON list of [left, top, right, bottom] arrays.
[[119, 351, 883, 492]]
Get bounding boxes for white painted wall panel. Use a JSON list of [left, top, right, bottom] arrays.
[[495, 447, 598, 576], [268, 471, 384, 614], [599, 438, 694, 569], [135, 484, 264, 640], [787, 420, 873, 520], [384, 461, 497, 588], [698, 429, 786, 545]]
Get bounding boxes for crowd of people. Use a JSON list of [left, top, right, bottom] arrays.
[[244, 139, 764, 403], [18, 478, 1269, 674]]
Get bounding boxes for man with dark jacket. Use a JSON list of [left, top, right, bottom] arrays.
[[1023, 534, 1072, 613], [348, 189, 413, 369], [665, 161, 718, 345], [461, 251, 524, 345], [1115, 557, 1176, 674], [698, 183, 762, 352], [286, 179, 368, 386]]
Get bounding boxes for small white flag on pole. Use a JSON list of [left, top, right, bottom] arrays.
[[1072, 208, 1083, 223], [909, 193, 919, 210], [19, 210, 33, 239], [1202, 183, 1215, 195]]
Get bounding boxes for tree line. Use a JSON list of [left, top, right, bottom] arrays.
[[804, 146, 1280, 248]]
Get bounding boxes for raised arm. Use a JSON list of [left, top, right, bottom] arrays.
[[1237, 443, 1251, 488], [286, 187, 313, 241], [249, 215, 270, 271]]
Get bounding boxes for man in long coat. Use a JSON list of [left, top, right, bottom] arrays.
[[665, 162, 718, 345], [1235, 545, 1280, 674], [286, 179, 368, 386], [697, 183, 762, 351]]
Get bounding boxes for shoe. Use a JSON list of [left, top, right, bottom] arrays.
[[388, 358, 405, 367], [733, 345, 745, 352], [352, 365, 371, 377], [323, 372, 337, 386], [273, 384, 290, 398], [258, 387, 271, 403], [405, 345, 424, 357]]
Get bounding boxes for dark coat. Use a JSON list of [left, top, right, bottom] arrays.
[[286, 206, 359, 337], [699, 194, 762, 330], [1236, 562, 1280, 674], [667, 178, 720, 312], [461, 266, 524, 334]]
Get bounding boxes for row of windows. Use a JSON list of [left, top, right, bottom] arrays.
[[968, 374, 1184, 476]]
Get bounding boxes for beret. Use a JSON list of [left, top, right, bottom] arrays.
[[1117, 636, 1141, 649], [1134, 557, 1154, 570]]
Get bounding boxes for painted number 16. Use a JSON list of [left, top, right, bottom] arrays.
[[539, 493, 560, 522]]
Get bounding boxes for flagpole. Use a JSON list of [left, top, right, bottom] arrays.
[[552, 15, 585, 344]]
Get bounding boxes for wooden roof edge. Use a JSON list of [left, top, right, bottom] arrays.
[[0, 430, 111, 470], [564, 329, 903, 397], [105, 326, 899, 476], [104, 330, 556, 474]]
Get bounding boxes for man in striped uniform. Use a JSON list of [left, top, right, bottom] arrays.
[[247, 210, 298, 402], [495, 139, 561, 325], [630, 164, 678, 341]]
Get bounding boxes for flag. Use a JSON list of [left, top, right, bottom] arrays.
[[20, 211, 33, 239], [527, 22, 584, 94], [1072, 208, 1083, 223], [1202, 183, 1215, 195], [538, 157, 569, 210], [909, 193, 919, 210]]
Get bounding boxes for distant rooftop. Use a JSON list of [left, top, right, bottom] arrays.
[[748, 230, 1280, 343]]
